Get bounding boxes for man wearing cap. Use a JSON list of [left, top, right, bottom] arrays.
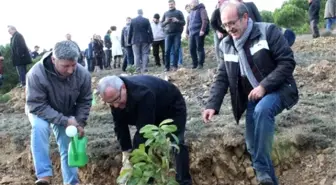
[[151, 13, 166, 66]]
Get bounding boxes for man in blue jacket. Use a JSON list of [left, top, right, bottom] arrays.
[[97, 75, 192, 185], [203, 2, 299, 185]]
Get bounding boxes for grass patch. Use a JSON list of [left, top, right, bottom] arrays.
[[0, 93, 10, 103]]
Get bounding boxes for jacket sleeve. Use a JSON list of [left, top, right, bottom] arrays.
[[178, 11, 186, 26], [205, 49, 229, 114], [74, 72, 92, 127], [112, 108, 133, 151], [186, 15, 190, 35], [161, 13, 169, 27], [210, 9, 227, 34], [148, 20, 154, 43], [260, 24, 296, 93], [127, 21, 133, 45], [200, 8, 209, 33], [121, 28, 125, 47], [26, 72, 69, 126], [16, 34, 29, 57], [250, 2, 262, 22]]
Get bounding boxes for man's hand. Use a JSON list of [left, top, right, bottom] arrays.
[[248, 85, 266, 101], [217, 31, 223, 39], [171, 17, 179, 22], [202, 109, 216, 123], [185, 34, 189, 39], [200, 31, 205, 36], [0, 56, 4, 60], [118, 151, 132, 185], [67, 117, 85, 137]]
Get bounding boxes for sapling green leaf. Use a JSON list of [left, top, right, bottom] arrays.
[[159, 119, 174, 126], [161, 125, 177, 133]]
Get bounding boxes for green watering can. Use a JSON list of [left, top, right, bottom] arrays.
[[68, 134, 89, 167]]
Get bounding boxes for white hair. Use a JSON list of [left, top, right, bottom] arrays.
[[96, 76, 124, 96]]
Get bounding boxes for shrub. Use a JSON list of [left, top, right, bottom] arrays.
[[117, 119, 180, 185]]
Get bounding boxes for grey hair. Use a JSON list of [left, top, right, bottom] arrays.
[[96, 76, 124, 96], [52, 40, 80, 61], [220, 1, 249, 18], [8, 25, 17, 31]]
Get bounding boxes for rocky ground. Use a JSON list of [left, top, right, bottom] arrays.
[[0, 36, 335, 185]]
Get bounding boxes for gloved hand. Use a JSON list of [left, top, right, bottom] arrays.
[[118, 151, 132, 185]]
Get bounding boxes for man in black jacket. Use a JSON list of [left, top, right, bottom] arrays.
[[97, 75, 192, 185], [121, 17, 134, 71], [162, 0, 186, 71], [210, 0, 262, 63], [308, 0, 320, 38], [203, 2, 298, 185], [8, 25, 32, 88], [128, 9, 153, 73]]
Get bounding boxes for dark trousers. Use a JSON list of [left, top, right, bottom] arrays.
[[152, 40, 165, 66], [122, 46, 134, 71], [165, 33, 182, 70], [189, 34, 205, 68], [16, 65, 27, 86], [86, 58, 94, 72], [309, 2, 320, 38], [104, 49, 112, 68], [94, 56, 103, 70]]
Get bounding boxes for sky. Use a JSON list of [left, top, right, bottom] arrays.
[[0, 0, 286, 51]]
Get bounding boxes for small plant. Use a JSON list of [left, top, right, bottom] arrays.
[[126, 65, 136, 75], [117, 119, 180, 185]]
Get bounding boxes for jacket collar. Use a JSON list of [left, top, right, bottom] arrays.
[[224, 23, 261, 44]]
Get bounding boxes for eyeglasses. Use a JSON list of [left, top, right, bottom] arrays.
[[222, 17, 241, 28], [106, 88, 122, 104]]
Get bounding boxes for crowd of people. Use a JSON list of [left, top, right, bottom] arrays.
[[0, 0, 335, 185]]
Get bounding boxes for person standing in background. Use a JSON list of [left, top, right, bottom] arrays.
[[308, 0, 321, 38], [8, 25, 32, 88]]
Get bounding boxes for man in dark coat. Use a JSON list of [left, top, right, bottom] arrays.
[[121, 17, 134, 71], [203, 2, 298, 185], [128, 9, 154, 73], [8, 25, 32, 87], [308, 0, 321, 38], [97, 75, 192, 185]]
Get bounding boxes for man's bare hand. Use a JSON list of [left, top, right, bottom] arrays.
[[216, 31, 223, 39], [248, 85, 266, 101], [67, 117, 85, 137], [200, 31, 205, 36], [171, 17, 179, 22], [0, 56, 4, 60], [202, 109, 216, 123]]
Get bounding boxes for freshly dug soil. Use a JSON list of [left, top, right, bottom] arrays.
[[0, 37, 336, 185]]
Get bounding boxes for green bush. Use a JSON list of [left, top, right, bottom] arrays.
[[260, 10, 274, 23], [274, 4, 307, 28]]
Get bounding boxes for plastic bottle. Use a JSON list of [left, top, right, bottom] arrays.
[[68, 134, 89, 167]]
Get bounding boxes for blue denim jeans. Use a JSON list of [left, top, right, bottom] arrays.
[[28, 114, 79, 185], [326, 17, 336, 31], [245, 93, 285, 185], [170, 44, 183, 65], [165, 33, 182, 70]]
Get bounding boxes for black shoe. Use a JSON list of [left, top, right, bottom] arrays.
[[197, 65, 203, 69], [164, 68, 170, 72], [35, 179, 50, 185]]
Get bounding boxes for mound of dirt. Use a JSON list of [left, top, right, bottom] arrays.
[[294, 60, 336, 93], [292, 37, 336, 53]]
